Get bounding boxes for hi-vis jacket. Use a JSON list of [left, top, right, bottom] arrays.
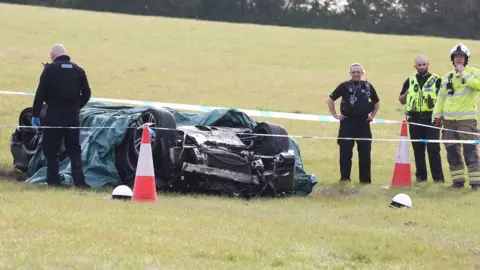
[[432, 67, 480, 120], [406, 73, 439, 113]]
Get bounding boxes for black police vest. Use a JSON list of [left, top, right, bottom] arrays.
[[340, 80, 374, 117]]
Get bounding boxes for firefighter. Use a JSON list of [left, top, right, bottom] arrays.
[[31, 44, 91, 188], [327, 63, 380, 184], [398, 55, 445, 183], [432, 43, 480, 190]]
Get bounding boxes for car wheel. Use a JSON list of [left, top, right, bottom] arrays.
[[252, 122, 289, 155], [129, 108, 177, 185], [18, 107, 42, 155], [115, 128, 136, 186]]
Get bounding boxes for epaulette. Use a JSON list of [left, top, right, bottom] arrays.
[[360, 80, 368, 88], [426, 76, 437, 87]]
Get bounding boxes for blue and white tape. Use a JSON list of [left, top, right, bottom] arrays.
[[4, 124, 480, 144], [2, 90, 479, 141], [0, 90, 400, 124]]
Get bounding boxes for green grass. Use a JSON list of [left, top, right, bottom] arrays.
[[1, 2, 480, 269]]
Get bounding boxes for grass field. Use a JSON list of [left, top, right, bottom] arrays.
[[1, 2, 480, 269]]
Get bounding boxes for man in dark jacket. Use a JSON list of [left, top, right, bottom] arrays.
[[31, 44, 91, 188]]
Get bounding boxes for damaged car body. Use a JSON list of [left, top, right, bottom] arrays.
[[10, 103, 316, 198], [166, 124, 296, 197]]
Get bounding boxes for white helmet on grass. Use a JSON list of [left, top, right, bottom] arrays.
[[389, 193, 412, 208], [111, 185, 133, 200]]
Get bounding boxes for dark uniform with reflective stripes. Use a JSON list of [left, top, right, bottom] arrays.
[[329, 80, 379, 183], [400, 72, 445, 182], [32, 55, 91, 187]]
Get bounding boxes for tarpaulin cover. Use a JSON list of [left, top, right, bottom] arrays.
[[25, 102, 318, 195]]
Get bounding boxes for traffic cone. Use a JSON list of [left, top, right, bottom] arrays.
[[132, 124, 157, 202], [391, 120, 412, 187]]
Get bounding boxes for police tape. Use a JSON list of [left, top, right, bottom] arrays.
[[1, 90, 479, 137], [0, 90, 400, 123], [3, 124, 480, 144], [407, 121, 480, 137]]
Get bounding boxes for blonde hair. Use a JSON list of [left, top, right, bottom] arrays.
[[349, 62, 365, 73]]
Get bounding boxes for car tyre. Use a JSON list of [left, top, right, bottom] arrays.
[[252, 122, 289, 155], [129, 108, 177, 188], [17, 105, 47, 156]]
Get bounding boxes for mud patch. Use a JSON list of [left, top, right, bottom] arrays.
[[316, 185, 360, 197], [0, 168, 27, 182], [404, 221, 420, 227]]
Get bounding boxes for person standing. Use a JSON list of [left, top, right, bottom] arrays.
[[31, 44, 91, 188], [432, 43, 480, 190], [327, 63, 380, 184], [398, 55, 445, 183]]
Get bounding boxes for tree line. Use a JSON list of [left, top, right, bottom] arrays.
[[2, 0, 479, 40]]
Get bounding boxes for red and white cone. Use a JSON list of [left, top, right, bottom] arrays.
[[391, 120, 412, 187], [132, 124, 157, 202]]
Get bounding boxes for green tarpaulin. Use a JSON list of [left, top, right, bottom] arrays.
[[25, 102, 318, 195]]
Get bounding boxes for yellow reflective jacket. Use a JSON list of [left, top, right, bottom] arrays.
[[406, 73, 439, 113], [432, 66, 480, 120]]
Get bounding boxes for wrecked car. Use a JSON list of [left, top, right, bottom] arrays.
[[10, 102, 317, 197]]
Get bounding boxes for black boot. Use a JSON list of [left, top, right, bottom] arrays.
[[471, 184, 480, 191], [451, 182, 465, 189]]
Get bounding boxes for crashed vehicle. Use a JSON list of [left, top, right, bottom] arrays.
[[10, 102, 317, 197]]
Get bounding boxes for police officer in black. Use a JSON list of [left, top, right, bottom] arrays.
[[327, 63, 380, 184], [398, 55, 444, 183], [31, 44, 91, 188]]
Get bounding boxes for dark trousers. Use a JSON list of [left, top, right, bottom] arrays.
[[42, 111, 87, 187], [408, 116, 444, 181], [337, 118, 372, 183]]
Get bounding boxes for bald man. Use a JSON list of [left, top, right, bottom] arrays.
[[31, 44, 91, 188], [398, 55, 444, 183]]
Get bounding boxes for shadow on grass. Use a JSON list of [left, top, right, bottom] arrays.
[[0, 166, 25, 181], [2, 165, 477, 203], [312, 181, 477, 201]]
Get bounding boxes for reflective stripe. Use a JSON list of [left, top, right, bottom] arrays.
[[442, 73, 452, 87], [439, 91, 447, 98], [427, 77, 437, 86], [450, 87, 473, 97], [432, 113, 442, 118], [396, 136, 410, 164], [462, 68, 478, 81], [135, 143, 155, 176], [443, 111, 477, 117], [451, 170, 465, 177]]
